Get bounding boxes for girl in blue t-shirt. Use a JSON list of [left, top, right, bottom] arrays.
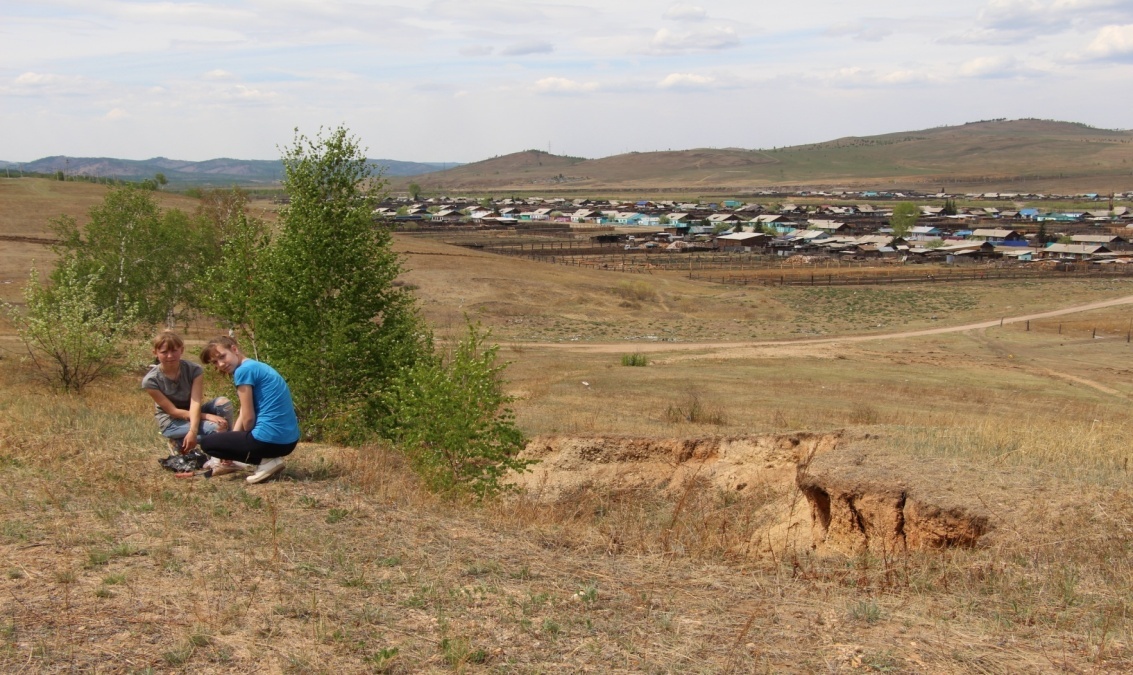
[[199, 336, 301, 484]]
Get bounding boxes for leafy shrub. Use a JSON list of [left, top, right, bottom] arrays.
[[3, 262, 139, 393], [621, 353, 648, 367], [380, 322, 533, 498], [254, 127, 429, 441]]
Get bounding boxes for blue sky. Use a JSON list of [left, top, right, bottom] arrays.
[[2, 0, 1131, 163]]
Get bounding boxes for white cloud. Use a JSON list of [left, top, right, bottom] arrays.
[[957, 55, 1043, 77], [1082, 24, 1133, 60], [657, 72, 715, 89], [663, 4, 708, 21], [104, 108, 129, 121], [15, 72, 63, 86], [9, 72, 100, 96], [650, 26, 739, 52], [826, 21, 893, 42], [820, 67, 936, 88], [501, 41, 554, 56], [947, 0, 1133, 44], [215, 84, 278, 102], [460, 45, 494, 57], [204, 69, 236, 80], [533, 77, 598, 93], [878, 69, 932, 85]]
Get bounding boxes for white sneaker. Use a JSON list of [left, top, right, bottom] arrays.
[[246, 457, 285, 484]]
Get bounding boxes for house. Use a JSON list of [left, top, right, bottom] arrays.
[[908, 225, 942, 241], [928, 241, 999, 262], [1038, 243, 1111, 260], [1034, 212, 1085, 223], [996, 247, 1033, 261], [430, 209, 461, 222], [807, 220, 848, 233], [969, 228, 1026, 245], [716, 232, 771, 249], [1070, 234, 1129, 250], [706, 213, 742, 226]]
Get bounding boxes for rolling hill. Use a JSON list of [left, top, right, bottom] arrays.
[[396, 119, 1133, 194]]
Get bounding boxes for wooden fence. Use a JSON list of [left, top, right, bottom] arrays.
[[691, 266, 1133, 286]]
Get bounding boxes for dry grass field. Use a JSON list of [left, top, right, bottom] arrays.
[[3, 180, 1133, 672]]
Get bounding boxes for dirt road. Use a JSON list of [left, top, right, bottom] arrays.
[[525, 293, 1133, 354]]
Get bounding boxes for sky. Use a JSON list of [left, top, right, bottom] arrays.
[[2, 0, 1132, 164]]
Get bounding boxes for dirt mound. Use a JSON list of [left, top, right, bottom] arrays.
[[513, 433, 993, 555]]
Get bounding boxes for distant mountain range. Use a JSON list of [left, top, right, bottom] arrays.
[[393, 119, 1133, 195], [0, 156, 460, 185], [6, 119, 1132, 194]]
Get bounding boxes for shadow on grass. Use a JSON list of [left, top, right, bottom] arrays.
[[284, 457, 342, 482]]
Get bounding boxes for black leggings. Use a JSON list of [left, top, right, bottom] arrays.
[[199, 431, 296, 465]]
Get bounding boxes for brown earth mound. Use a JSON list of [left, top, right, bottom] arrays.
[[512, 433, 993, 556]]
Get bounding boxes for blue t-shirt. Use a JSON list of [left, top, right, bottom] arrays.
[[233, 359, 300, 444]]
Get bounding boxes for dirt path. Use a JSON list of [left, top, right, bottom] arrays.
[[522, 293, 1133, 354]]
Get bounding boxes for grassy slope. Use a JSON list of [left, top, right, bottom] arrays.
[[2, 184, 1133, 671], [400, 119, 1133, 194]]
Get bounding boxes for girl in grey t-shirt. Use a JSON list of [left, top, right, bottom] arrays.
[[142, 331, 233, 455]]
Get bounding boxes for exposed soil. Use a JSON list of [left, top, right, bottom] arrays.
[[512, 432, 994, 556]]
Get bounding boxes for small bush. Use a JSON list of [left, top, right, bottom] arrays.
[[621, 353, 648, 367], [380, 322, 534, 498], [3, 262, 140, 393]]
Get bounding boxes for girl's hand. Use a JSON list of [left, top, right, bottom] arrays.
[[182, 430, 198, 454]]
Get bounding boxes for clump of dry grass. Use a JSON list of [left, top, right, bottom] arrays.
[[610, 279, 657, 305], [664, 390, 728, 426]]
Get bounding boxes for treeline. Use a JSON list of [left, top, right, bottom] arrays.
[[3, 127, 530, 497], [5, 169, 170, 191]]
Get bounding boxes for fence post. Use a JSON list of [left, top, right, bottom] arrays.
[[1026, 320, 1029, 331]]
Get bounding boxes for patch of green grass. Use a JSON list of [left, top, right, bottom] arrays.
[[365, 646, 399, 671], [440, 636, 487, 666], [620, 353, 648, 367], [850, 599, 882, 624]]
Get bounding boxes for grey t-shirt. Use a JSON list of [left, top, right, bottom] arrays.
[[141, 361, 203, 431]]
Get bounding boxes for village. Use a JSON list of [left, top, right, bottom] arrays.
[[376, 190, 1133, 267]]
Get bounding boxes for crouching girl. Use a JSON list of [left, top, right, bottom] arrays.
[[143, 330, 233, 456], [199, 337, 300, 484]]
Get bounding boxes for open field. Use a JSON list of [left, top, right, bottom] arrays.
[[3, 184, 1133, 671]]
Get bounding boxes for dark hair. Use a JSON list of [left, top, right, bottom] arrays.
[[200, 336, 240, 365]]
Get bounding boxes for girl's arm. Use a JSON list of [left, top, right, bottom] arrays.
[[233, 385, 256, 432], [182, 375, 205, 452], [146, 388, 191, 421]]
